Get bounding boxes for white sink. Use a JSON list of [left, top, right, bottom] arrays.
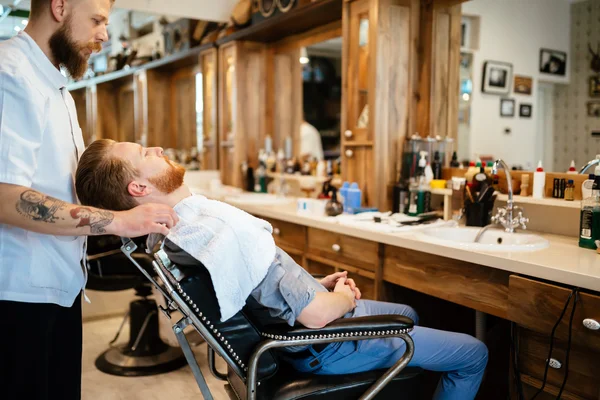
[[224, 193, 295, 206], [417, 226, 549, 252]]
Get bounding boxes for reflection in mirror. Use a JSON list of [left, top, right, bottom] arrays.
[[458, 52, 473, 163], [301, 37, 342, 161], [226, 57, 235, 142], [356, 17, 369, 129]]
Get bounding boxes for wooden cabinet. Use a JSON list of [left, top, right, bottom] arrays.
[[342, 0, 417, 211], [516, 328, 600, 400], [508, 275, 600, 353], [307, 227, 378, 271], [218, 41, 267, 188], [263, 217, 306, 252], [199, 48, 219, 170]]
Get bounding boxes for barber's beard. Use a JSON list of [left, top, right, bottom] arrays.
[[149, 159, 186, 194], [48, 16, 102, 79]]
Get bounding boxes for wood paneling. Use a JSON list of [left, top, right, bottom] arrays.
[[200, 48, 219, 170], [218, 41, 267, 187], [271, 21, 342, 54], [372, 0, 414, 213], [171, 66, 198, 150], [508, 275, 600, 353], [263, 217, 307, 251], [415, 0, 433, 138], [71, 89, 89, 145], [517, 328, 600, 399], [272, 49, 303, 154], [95, 83, 118, 141], [146, 69, 173, 147], [343, 145, 374, 205], [383, 246, 510, 318], [307, 227, 378, 271], [117, 82, 136, 143]]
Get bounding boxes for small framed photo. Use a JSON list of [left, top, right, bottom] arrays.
[[519, 103, 532, 118], [482, 61, 513, 95], [539, 48, 567, 76], [500, 98, 515, 117], [588, 101, 600, 118], [514, 75, 533, 95], [590, 76, 600, 97]]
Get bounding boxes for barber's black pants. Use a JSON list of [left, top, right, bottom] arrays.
[[0, 293, 82, 400]]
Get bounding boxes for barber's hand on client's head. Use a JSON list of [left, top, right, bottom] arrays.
[[108, 203, 179, 237]]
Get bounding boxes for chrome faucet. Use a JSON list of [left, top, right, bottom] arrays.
[[488, 159, 528, 234], [580, 155, 600, 174]]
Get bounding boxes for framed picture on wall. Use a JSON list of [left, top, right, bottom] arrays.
[[588, 101, 600, 118], [514, 75, 533, 95], [590, 76, 600, 97], [519, 103, 532, 118], [482, 61, 513, 95], [539, 48, 567, 76], [500, 98, 515, 117]]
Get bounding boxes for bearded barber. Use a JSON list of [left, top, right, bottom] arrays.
[[0, 1, 179, 399]]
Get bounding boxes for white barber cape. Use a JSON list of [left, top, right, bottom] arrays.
[[168, 194, 276, 322], [0, 32, 87, 307]]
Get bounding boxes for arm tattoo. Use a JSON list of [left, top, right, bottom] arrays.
[[70, 207, 114, 234], [16, 190, 66, 223]]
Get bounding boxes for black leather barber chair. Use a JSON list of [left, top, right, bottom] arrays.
[[121, 235, 423, 399], [86, 235, 186, 376]]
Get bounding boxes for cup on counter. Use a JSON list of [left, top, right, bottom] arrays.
[[464, 201, 495, 227]]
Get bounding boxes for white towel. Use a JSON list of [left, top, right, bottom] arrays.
[[168, 195, 276, 321]]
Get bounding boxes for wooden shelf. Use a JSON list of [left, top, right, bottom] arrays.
[[497, 194, 580, 209], [67, 43, 215, 91], [266, 172, 329, 184], [216, 0, 342, 46]]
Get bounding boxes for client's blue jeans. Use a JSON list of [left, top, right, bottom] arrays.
[[285, 300, 488, 400]]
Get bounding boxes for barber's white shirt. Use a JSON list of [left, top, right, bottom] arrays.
[[300, 121, 324, 161], [0, 32, 86, 307]]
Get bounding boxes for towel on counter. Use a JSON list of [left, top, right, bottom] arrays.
[[168, 194, 276, 321]]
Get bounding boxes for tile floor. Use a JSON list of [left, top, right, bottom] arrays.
[[82, 316, 230, 400]]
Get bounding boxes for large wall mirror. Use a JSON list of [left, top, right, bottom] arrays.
[[301, 37, 342, 161], [456, 0, 598, 173]]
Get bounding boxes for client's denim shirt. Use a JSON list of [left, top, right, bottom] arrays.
[[251, 247, 328, 327]]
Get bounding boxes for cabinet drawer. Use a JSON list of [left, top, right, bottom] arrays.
[[508, 275, 600, 353], [307, 227, 378, 271], [518, 328, 600, 399], [263, 217, 306, 251]]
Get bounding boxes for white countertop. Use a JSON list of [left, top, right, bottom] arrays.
[[194, 188, 600, 292]]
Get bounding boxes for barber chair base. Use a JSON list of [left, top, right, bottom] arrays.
[[96, 345, 187, 376]]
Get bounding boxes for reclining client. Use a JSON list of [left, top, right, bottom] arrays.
[[75, 140, 488, 400]]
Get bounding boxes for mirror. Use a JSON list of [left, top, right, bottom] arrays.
[[301, 37, 343, 161], [456, 0, 596, 173]]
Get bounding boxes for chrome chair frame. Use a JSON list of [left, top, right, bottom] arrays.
[[120, 237, 415, 400]]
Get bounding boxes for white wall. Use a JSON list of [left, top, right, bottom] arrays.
[[461, 0, 570, 170]]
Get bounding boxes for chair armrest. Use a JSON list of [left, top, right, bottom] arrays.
[[262, 315, 414, 340]]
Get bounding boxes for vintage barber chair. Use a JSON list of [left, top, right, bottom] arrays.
[[86, 235, 187, 376], [121, 234, 423, 399]]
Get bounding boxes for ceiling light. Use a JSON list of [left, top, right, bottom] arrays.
[[299, 47, 309, 65]]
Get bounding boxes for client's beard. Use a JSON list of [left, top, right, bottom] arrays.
[[49, 16, 102, 79], [149, 158, 186, 194]]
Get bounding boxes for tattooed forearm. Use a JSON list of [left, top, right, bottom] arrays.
[[70, 207, 114, 234], [15, 190, 66, 223]]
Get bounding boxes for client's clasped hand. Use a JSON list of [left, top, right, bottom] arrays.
[[320, 271, 362, 305]]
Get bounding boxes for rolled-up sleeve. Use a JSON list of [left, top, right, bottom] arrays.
[[0, 72, 47, 187]]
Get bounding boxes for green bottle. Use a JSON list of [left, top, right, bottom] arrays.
[[579, 177, 600, 249]]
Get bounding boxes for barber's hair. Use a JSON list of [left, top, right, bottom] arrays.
[[75, 139, 139, 211]]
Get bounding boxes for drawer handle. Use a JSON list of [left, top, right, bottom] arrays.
[[344, 130, 353, 138], [332, 244, 341, 252], [547, 358, 562, 369], [345, 149, 354, 158], [583, 318, 600, 331], [273, 228, 281, 236]]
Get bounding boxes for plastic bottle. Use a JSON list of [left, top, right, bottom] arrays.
[[339, 182, 350, 212], [579, 177, 600, 249], [408, 153, 430, 216], [582, 174, 595, 199], [431, 151, 442, 180], [345, 183, 362, 214], [532, 161, 546, 199], [450, 151, 460, 168], [567, 160, 577, 174], [423, 153, 434, 185]]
